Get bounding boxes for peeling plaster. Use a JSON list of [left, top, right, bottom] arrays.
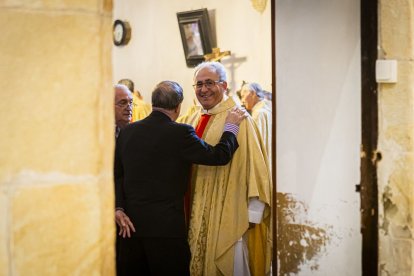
[[277, 193, 331, 275], [381, 178, 412, 239], [380, 263, 391, 276], [381, 186, 397, 235]]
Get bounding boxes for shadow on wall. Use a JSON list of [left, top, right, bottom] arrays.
[[277, 193, 331, 275]]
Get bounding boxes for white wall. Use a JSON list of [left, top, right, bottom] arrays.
[[113, 0, 271, 114], [276, 0, 361, 275]]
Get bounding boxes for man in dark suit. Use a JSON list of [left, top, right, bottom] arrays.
[[114, 80, 246, 276], [114, 83, 133, 276]]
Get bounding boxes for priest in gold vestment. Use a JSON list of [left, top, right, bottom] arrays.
[[131, 91, 151, 122], [241, 82, 273, 276], [240, 82, 272, 168], [178, 62, 272, 276]]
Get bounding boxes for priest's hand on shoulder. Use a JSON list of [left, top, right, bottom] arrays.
[[115, 209, 136, 238], [225, 107, 248, 126]]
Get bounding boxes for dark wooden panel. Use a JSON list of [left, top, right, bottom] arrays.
[[360, 0, 379, 275]]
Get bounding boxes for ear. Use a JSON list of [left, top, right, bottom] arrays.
[[175, 103, 182, 114], [220, 81, 228, 91]]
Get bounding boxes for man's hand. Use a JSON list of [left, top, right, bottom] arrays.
[[225, 107, 248, 126], [115, 209, 136, 238]]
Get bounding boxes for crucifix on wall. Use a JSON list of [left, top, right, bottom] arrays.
[[204, 47, 231, 62]]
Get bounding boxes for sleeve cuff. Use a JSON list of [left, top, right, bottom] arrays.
[[248, 198, 265, 224], [224, 123, 240, 136]]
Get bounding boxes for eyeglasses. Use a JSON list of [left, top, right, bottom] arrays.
[[192, 79, 222, 90], [115, 100, 134, 108]]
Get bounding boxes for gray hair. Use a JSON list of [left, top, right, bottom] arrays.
[[263, 90, 272, 100], [193, 61, 227, 82], [243, 82, 264, 100], [114, 84, 131, 95], [152, 81, 184, 110]]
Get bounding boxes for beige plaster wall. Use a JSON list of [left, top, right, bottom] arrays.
[[378, 1, 414, 275], [0, 0, 115, 275], [113, 0, 272, 116]]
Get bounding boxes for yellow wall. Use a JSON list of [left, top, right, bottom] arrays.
[[378, 1, 414, 274], [0, 0, 115, 275]]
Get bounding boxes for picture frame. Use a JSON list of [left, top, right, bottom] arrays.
[[177, 9, 213, 67]]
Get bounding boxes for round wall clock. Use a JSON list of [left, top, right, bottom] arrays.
[[113, 20, 131, 46]]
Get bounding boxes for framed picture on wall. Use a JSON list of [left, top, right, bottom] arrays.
[[177, 9, 213, 67]]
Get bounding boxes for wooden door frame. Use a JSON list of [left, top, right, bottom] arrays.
[[271, 0, 379, 275], [270, 0, 277, 274], [360, 0, 379, 275]]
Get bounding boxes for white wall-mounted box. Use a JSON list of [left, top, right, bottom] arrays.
[[376, 59, 397, 83]]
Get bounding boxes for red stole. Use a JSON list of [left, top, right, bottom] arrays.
[[184, 114, 212, 225], [195, 114, 212, 137]]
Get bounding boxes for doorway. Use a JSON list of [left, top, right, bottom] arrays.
[[273, 0, 369, 274]]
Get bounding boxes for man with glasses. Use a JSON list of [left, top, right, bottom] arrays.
[[114, 80, 246, 275], [114, 84, 133, 138], [178, 62, 272, 276], [118, 79, 151, 122], [114, 83, 133, 276]]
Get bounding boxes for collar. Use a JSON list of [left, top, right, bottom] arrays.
[[252, 99, 265, 112]]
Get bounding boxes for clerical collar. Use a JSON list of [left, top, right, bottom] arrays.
[[201, 94, 228, 115]]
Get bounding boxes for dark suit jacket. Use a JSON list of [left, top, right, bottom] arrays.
[[114, 111, 238, 238]]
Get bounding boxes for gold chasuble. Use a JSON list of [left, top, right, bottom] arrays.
[[131, 94, 151, 122], [178, 97, 272, 276], [248, 99, 273, 276], [251, 100, 272, 168]]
